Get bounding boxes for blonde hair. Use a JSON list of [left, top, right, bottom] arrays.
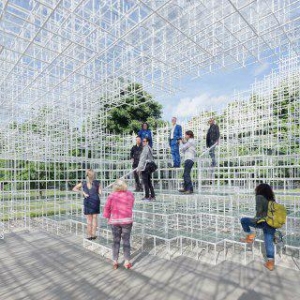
[[86, 169, 95, 180], [113, 179, 128, 192]]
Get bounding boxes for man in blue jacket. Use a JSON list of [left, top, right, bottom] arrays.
[[169, 117, 182, 168]]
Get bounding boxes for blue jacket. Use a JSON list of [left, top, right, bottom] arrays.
[[169, 124, 182, 145], [138, 129, 153, 148]]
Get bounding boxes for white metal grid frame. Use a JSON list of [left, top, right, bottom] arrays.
[[0, 0, 300, 269], [1, 0, 300, 127]]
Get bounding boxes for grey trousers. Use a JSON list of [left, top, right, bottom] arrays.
[[111, 223, 133, 261]]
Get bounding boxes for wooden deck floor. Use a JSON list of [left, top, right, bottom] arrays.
[[1, 230, 300, 300]]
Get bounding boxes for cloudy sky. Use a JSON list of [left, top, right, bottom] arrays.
[[158, 61, 274, 121]]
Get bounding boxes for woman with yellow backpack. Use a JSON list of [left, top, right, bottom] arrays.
[[240, 183, 287, 271]]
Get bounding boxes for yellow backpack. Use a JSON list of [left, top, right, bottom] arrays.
[[265, 201, 287, 229]]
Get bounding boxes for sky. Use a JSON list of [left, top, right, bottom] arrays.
[[158, 60, 275, 122]]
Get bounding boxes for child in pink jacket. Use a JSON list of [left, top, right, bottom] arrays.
[[103, 179, 135, 270]]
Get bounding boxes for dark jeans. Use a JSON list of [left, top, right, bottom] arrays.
[[209, 147, 217, 167], [183, 159, 194, 191], [142, 170, 155, 198], [111, 223, 133, 261], [133, 166, 142, 190], [241, 217, 276, 259], [170, 139, 180, 167]]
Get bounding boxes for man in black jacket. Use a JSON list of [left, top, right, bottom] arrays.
[[206, 118, 220, 167], [130, 136, 143, 191]]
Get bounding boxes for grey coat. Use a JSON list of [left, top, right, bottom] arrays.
[[137, 145, 154, 172], [180, 138, 196, 162]]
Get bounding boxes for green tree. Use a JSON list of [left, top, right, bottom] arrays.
[[104, 83, 165, 134]]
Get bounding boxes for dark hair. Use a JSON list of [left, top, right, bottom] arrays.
[[143, 137, 150, 143], [255, 183, 275, 201], [142, 122, 149, 129], [185, 130, 194, 138]]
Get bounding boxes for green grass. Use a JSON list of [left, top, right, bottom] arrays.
[[0, 190, 72, 200]]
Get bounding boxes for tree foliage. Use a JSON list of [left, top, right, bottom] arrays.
[[104, 83, 165, 134]]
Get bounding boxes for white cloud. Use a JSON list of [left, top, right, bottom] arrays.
[[170, 93, 229, 119], [253, 62, 269, 76]]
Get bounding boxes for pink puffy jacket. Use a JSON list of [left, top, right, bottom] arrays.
[[103, 191, 135, 225]]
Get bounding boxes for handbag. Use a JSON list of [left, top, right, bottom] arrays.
[[145, 161, 157, 173]]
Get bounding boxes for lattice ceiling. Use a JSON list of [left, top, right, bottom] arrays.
[[0, 0, 300, 125]]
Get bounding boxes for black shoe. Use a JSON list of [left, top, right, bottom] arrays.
[[178, 189, 185, 193], [91, 236, 97, 240], [86, 237, 93, 240]]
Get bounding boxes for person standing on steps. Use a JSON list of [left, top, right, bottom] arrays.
[[169, 117, 182, 168], [73, 169, 101, 240], [206, 117, 220, 167], [130, 136, 143, 192], [137, 137, 156, 201], [138, 122, 153, 148], [240, 183, 277, 271], [178, 130, 196, 194]]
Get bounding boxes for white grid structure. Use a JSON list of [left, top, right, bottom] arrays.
[[1, 55, 300, 268], [1, 0, 300, 127], [0, 1, 300, 268]]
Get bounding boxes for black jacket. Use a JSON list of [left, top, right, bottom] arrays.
[[130, 145, 143, 167], [206, 124, 220, 147]]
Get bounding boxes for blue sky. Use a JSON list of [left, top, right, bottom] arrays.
[[159, 60, 275, 122]]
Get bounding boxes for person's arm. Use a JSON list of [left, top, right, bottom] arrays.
[[149, 130, 153, 147], [137, 147, 147, 171], [73, 182, 88, 198], [103, 195, 112, 219], [255, 195, 265, 219], [130, 146, 134, 159], [127, 191, 135, 209], [174, 125, 181, 140], [178, 125, 182, 140], [180, 140, 193, 151], [98, 185, 102, 196], [215, 125, 220, 141], [206, 131, 209, 147]]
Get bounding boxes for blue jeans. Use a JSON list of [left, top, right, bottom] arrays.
[[183, 159, 194, 191], [170, 139, 180, 167], [241, 217, 276, 259]]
